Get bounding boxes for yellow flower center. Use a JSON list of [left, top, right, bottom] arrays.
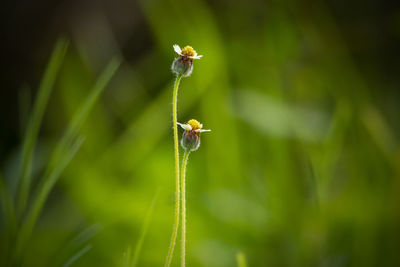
[[181, 46, 196, 57], [187, 119, 202, 130]]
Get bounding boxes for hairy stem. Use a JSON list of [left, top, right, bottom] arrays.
[[165, 75, 182, 267], [181, 150, 190, 267]]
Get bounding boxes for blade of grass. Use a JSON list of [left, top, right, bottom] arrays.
[[62, 245, 92, 267], [131, 189, 160, 267], [67, 224, 102, 250], [50, 224, 102, 266], [14, 136, 85, 262], [0, 173, 16, 232], [0, 173, 17, 266], [58, 56, 121, 149], [41, 56, 121, 187], [14, 57, 121, 261], [16, 38, 69, 218]]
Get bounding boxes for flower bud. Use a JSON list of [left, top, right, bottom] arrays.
[[171, 57, 193, 77], [178, 119, 211, 152], [171, 45, 202, 77], [181, 130, 201, 151]]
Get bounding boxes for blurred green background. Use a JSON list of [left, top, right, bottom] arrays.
[[1, 0, 400, 266]]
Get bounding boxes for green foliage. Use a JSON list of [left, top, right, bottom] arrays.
[[16, 38, 69, 218], [1, 0, 400, 266], [131, 190, 159, 267], [0, 39, 120, 266]]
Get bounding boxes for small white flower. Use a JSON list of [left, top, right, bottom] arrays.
[[177, 120, 211, 133], [173, 44, 203, 59], [178, 119, 210, 151]]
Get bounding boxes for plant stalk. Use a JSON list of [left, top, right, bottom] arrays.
[[165, 75, 182, 267], [180, 150, 190, 267]]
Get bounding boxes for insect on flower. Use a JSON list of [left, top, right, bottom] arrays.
[[171, 45, 203, 77], [178, 119, 211, 151]]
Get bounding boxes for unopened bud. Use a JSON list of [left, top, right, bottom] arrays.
[[177, 119, 211, 152], [171, 45, 202, 77], [172, 57, 193, 77], [181, 130, 201, 151]]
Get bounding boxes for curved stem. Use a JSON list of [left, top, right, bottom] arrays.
[[181, 150, 190, 267], [165, 75, 182, 267]]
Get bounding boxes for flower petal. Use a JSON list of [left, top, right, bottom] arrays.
[[173, 44, 182, 55], [190, 54, 203, 59], [195, 129, 211, 133], [177, 122, 192, 131]]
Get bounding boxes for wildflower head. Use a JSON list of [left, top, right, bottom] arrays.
[[178, 119, 210, 151], [171, 44, 202, 77]]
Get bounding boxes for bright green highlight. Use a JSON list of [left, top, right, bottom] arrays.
[[236, 252, 247, 267]]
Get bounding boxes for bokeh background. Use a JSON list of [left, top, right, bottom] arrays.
[[1, 0, 400, 266]]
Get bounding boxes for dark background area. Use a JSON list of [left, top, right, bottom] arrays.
[[1, 0, 399, 157]]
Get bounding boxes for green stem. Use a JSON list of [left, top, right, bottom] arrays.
[[165, 75, 182, 267], [181, 150, 190, 267]]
